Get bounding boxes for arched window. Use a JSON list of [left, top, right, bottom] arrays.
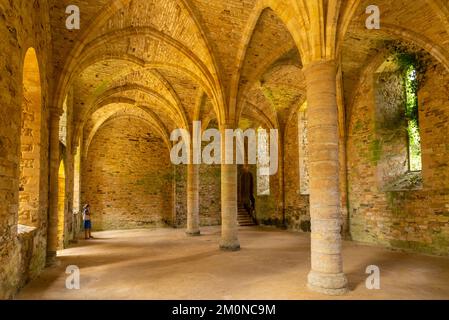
[[19, 48, 42, 227], [298, 102, 309, 195], [373, 54, 423, 190], [73, 143, 81, 214], [404, 64, 422, 172], [57, 160, 66, 249], [257, 127, 270, 196]]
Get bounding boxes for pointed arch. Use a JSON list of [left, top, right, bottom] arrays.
[[229, 0, 308, 124], [53, 0, 225, 125], [19, 48, 43, 227], [91, 84, 188, 128], [83, 104, 171, 158], [73, 83, 185, 149], [57, 159, 66, 250]]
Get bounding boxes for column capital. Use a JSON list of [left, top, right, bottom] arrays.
[[302, 59, 337, 75], [49, 107, 63, 117], [219, 121, 237, 131]]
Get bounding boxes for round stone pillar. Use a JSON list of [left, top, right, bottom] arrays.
[[219, 163, 240, 251], [46, 111, 61, 264], [304, 60, 348, 295], [219, 123, 240, 251], [186, 163, 200, 236]]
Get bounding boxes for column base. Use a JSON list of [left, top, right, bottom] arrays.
[[45, 251, 58, 267], [219, 240, 240, 252], [186, 230, 201, 237], [307, 271, 348, 296]]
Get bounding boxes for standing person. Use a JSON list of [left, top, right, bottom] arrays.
[[240, 165, 255, 216], [82, 204, 93, 239]]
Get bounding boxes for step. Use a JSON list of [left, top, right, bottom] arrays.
[[237, 207, 256, 226], [238, 218, 256, 225]]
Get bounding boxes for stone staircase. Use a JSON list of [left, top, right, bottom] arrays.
[[238, 206, 257, 227]]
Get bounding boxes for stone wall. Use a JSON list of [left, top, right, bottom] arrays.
[[254, 164, 283, 227], [373, 71, 409, 188], [173, 164, 187, 227], [284, 112, 310, 231], [1, 0, 448, 301], [246, 113, 312, 231], [82, 117, 173, 230], [347, 61, 449, 256], [199, 164, 221, 226], [173, 163, 221, 228], [0, 0, 52, 299]]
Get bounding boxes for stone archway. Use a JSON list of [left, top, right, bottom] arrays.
[[57, 160, 66, 250], [19, 48, 42, 228]]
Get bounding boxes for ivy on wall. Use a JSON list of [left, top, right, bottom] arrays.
[[404, 63, 422, 172], [386, 41, 427, 172]]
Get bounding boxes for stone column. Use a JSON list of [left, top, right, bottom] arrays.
[[304, 60, 348, 295], [219, 163, 240, 251], [337, 67, 350, 238], [278, 131, 286, 227], [186, 163, 200, 236], [46, 111, 60, 264], [219, 124, 240, 251]]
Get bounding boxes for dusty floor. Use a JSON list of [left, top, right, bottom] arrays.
[[16, 226, 449, 300]]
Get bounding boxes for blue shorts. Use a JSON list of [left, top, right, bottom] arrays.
[[84, 220, 92, 229]]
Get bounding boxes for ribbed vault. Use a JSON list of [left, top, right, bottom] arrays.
[[46, 0, 449, 167]]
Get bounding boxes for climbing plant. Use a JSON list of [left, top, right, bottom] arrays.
[[385, 41, 427, 172], [400, 55, 422, 172]]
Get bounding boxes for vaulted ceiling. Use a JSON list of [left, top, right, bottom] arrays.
[[46, 0, 449, 152]]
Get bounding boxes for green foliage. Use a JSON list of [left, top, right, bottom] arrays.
[[386, 41, 431, 89], [408, 120, 422, 171], [403, 63, 422, 171], [171, 170, 184, 184], [385, 42, 424, 172], [404, 64, 419, 124], [370, 139, 383, 164], [135, 170, 174, 194], [261, 86, 275, 104], [353, 120, 364, 133], [93, 80, 111, 96]]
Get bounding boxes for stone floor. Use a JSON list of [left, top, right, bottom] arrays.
[[16, 226, 449, 300]]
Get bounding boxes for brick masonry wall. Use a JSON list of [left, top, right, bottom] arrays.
[[347, 61, 449, 256], [284, 112, 310, 231], [173, 164, 187, 227], [253, 164, 283, 227], [173, 131, 222, 229], [199, 164, 221, 226], [237, 115, 311, 231], [1, 0, 449, 301], [0, 0, 52, 299], [173, 163, 221, 228], [82, 117, 174, 230]]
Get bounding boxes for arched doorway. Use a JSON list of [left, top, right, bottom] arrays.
[[19, 48, 42, 227], [73, 144, 82, 238], [57, 160, 66, 250]]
